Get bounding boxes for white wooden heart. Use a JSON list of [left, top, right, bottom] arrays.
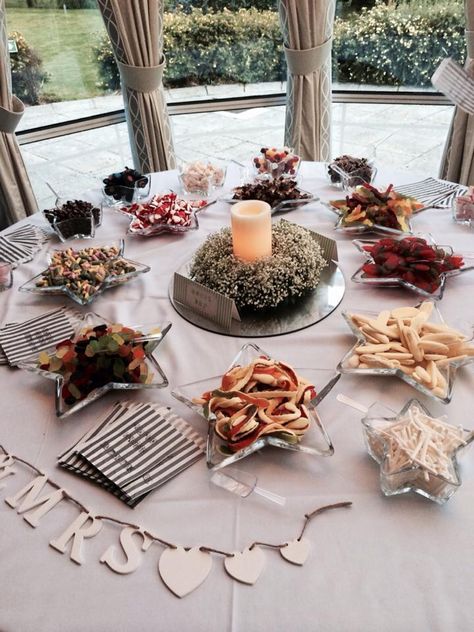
[[280, 538, 310, 566], [224, 546, 265, 585], [158, 546, 212, 598]]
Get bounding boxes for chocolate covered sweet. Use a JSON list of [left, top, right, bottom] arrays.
[[327, 155, 373, 186], [232, 177, 310, 208], [103, 167, 149, 203], [44, 200, 101, 240], [44, 200, 101, 225]]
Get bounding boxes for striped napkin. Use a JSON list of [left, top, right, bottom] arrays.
[[0, 307, 80, 366], [0, 224, 48, 268], [395, 177, 467, 209], [0, 321, 15, 365], [58, 402, 205, 507]]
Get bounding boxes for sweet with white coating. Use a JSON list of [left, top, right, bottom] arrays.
[[346, 302, 474, 398]]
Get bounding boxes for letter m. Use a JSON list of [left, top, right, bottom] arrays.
[[5, 475, 64, 528]]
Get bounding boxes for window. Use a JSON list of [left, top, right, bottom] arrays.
[[7, 0, 458, 204]]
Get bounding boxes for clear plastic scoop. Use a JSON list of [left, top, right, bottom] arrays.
[[336, 393, 369, 414], [210, 467, 286, 506]]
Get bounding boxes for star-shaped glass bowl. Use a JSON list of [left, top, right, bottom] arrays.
[[351, 237, 474, 300], [117, 195, 216, 236], [222, 191, 317, 216], [121, 207, 200, 236], [362, 399, 474, 503], [171, 342, 336, 470], [19, 240, 150, 305], [18, 312, 171, 419], [337, 303, 474, 404], [321, 198, 427, 236]]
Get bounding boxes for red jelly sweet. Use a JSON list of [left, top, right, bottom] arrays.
[[361, 236, 464, 294]]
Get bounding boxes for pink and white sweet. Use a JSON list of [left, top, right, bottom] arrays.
[[253, 147, 301, 178], [454, 186, 474, 223]]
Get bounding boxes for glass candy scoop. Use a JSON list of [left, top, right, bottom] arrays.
[[210, 467, 286, 506]]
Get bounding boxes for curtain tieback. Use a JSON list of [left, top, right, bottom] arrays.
[[466, 30, 474, 60], [118, 56, 166, 93], [284, 37, 332, 75], [0, 96, 25, 133]]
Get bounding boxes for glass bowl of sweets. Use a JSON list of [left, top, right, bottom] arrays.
[[252, 146, 301, 180], [43, 198, 102, 242], [102, 167, 150, 206], [327, 154, 376, 192]]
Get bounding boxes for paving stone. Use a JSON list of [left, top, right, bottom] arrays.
[[19, 151, 49, 167], [25, 137, 94, 161], [61, 149, 131, 175], [168, 86, 209, 100], [418, 106, 454, 125], [404, 144, 446, 174], [20, 94, 453, 205]]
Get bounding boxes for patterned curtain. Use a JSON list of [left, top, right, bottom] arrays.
[[278, 0, 336, 161], [0, 0, 37, 228], [97, 0, 175, 174], [439, 1, 474, 184]]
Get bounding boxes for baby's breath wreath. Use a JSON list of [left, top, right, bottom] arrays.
[[190, 222, 327, 311]]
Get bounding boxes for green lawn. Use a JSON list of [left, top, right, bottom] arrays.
[[6, 8, 107, 101]]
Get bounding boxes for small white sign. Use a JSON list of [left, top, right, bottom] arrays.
[[8, 39, 18, 54], [173, 272, 237, 330], [172, 224, 337, 332]]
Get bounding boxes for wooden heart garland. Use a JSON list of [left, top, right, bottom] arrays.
[[224, 546, 266, 585], [280, 538, 311, 566], [159, 546, 212, 598], [0, 443, 353, 598]]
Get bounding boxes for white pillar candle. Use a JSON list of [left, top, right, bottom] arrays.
[[230, 200, 272, 262]]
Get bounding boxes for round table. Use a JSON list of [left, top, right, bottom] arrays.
[[0, 162, 473, 632]]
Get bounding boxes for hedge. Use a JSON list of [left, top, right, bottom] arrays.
[[94, 8, 286, 91], [9, 30, 49, 105], [12, 1, 97, 7], [334, 0, 465, 86], [164, 0, 277, 10], [93, 1, 465, 92]]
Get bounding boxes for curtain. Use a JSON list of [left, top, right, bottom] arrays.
[[278, 0, 336, 161], [0, 0, 37, 228], [439, 1, 474, 184], [97, 0, 175, 174]]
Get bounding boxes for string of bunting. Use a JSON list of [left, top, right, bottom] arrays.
[[0, 443, 352, 598]]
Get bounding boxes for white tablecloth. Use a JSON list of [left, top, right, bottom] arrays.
[[1, 163, 473, 632]]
